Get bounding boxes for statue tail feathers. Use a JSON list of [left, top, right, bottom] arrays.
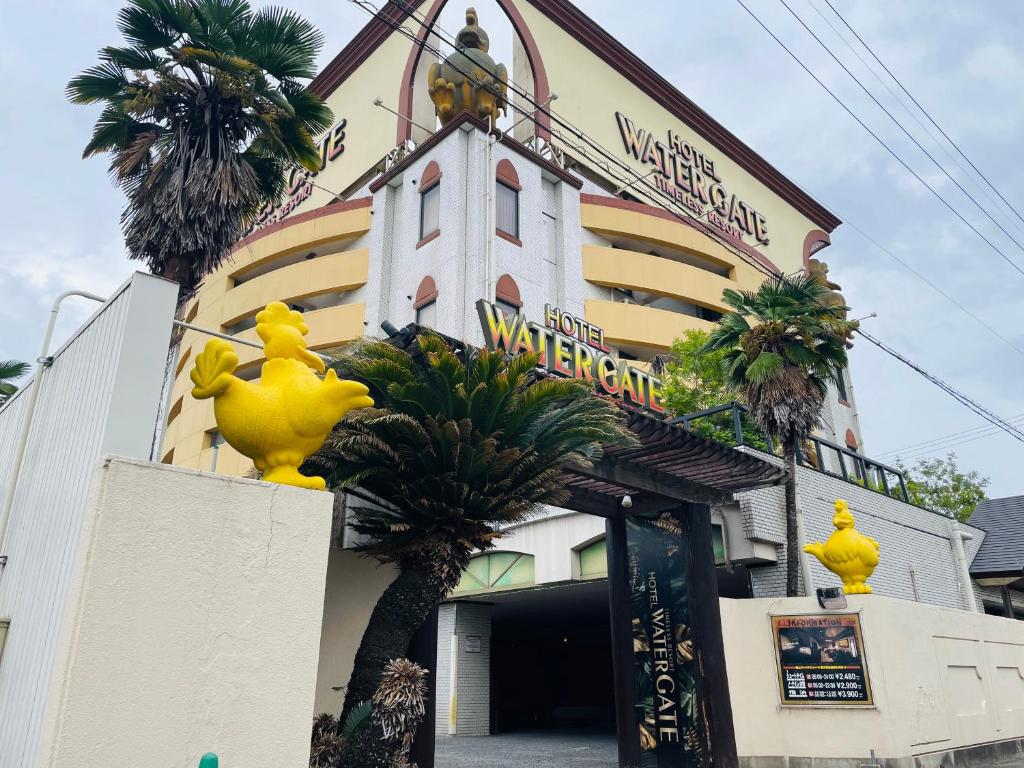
[[190, 339, 239, 399], [803, 542, 825, 561]]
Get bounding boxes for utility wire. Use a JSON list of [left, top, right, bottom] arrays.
[[348, 0, 1024, 448], [802, 0, 1024, 241], [777, 0, 1024, 259], [734, 0, 1024, 281], [877, 413, 1024, 460], [822, 0, 1024, 232]]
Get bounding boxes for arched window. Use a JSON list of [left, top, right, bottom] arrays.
[[414, 275, 438, 327], [845, 429, 859, 453], [418, 160, 441, 246], [451, 551, 535, 595], [495, 274, 522, 318], [496, 159, 520, 243]]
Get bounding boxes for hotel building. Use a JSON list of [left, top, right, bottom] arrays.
[[154, 0, 1004, 736]]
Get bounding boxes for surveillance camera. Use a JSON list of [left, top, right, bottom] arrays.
[[621, 495, 632, 508]]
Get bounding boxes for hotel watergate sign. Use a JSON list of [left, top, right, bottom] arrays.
[[475, 300, 666, 416], [628, 515, 703, 768], [615, 112, 770, 246], [252, 119, 348, 230], [771, 614, 873, 706]]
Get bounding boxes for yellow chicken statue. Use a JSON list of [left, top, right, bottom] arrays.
[[189, 301, 373, 490], [803, 500, 880, 594]]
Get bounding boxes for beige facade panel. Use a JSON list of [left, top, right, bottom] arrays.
[[583, 245, 736, 313], [220, 249, 370, 327], [518, 1, 827, 274], [584, 299, 713, 351]]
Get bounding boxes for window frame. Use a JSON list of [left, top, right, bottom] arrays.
[[496, 180, 519, 239], [419, 180, 440, 242]]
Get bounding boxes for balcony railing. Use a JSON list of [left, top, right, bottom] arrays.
[[672, 402, 910, 503]]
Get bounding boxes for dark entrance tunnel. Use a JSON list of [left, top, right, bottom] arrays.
[[488, 581, 615, 734]]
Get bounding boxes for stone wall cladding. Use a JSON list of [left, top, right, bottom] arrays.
[[735, 448, 985, 611]]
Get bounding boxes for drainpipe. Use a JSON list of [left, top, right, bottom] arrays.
[[795, 500, 815, 596], [484, 115, 498, 303], [949, 526, 977, 612], [0, 290, 106, 569]]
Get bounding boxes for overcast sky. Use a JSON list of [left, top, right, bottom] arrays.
[[2, 0, 1022, 496]]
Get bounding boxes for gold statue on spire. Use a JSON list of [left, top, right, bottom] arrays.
[[428, 8, 508, 126]]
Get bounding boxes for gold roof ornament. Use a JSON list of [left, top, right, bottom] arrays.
[[428, 8, 508, 126], [808, 258, 858, 342]]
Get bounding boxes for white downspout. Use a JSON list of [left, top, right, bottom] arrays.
[[949, 526, 977, 612], [795, 500, 816, 596], [0, 290, 106, 569], [485, 115, 498, 303], [448, 634, 459, 735]]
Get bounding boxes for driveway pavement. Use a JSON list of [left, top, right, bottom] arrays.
[[435, 730, 617, 768]]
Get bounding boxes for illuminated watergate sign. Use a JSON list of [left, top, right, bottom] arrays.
[[616, 112, 770, 246], [476, 299, 666, 415]]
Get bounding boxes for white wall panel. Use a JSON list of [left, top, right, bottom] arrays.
[[0, 272, 177, 768]]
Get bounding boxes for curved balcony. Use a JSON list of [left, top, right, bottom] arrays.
[[229, 198, 371, 280], [220, 250, 369, 328], [584, 299, 713, 352], [580, 194, 775, 286], [583, 245, 736, 314]]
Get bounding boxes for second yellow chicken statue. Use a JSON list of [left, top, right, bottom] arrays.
[[189, 301, 373, 490], [803, 500, 880, 594]]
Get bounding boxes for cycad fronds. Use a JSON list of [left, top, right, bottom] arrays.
[[306, 333, 636, 573]]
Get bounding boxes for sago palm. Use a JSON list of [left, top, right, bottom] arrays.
[[68, 0, 332, 298], [306, 333, 635, 766], [0, 360, 30, 405], [703, 273, 853, 597]]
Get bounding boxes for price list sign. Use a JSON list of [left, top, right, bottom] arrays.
[[771, 614, 873, 706]]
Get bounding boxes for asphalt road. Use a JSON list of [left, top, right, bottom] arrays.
[[435, 730, 618, 768]]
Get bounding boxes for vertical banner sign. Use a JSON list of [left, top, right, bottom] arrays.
[[626, 515, 704, 768], [771, 614, 873, 705]]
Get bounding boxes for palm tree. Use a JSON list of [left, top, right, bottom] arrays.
[[306, 333, 635, 766], [703, 273, 853, 597], [0, 360, 30, 405], [67, 0, 332, 299]]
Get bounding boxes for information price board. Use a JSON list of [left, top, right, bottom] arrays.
[[771, 614, 873, 706]]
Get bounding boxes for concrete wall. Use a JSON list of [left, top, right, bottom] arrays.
[[0, 273, 177, 768], [721, 595, 1024, 766], [35, 457, 332, 768], [738, 455, 985, 610], [314, 548, 398, 715]]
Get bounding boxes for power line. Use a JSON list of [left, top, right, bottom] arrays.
[[856, 328, 1024, 445], [821, 0, 1024, 232], [777, 0, 1024, 260], [801, 0, 1024, 241], [349, 0, 1024, 449], [877, 413, 1024, 460], [833, 216, 1024, 359], [733, 0, 1024, 281]]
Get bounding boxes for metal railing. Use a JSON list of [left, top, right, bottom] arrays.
[[673, 402, 910, 503]]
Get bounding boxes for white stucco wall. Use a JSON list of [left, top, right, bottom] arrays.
[[721, 595, 1024, 762], [34, 457, 332, 768]]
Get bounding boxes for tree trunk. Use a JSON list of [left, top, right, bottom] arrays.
[[338, 564, 448, 768], [783, 436, 801, 598]]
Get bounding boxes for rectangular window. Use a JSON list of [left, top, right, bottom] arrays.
[[420, 183, 440, 240], [496, 181, 518, 238], [836, 368, 849, 402], [416, 300, 437, 328]]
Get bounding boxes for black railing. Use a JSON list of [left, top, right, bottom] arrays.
[[673, 402, 910, 503]]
